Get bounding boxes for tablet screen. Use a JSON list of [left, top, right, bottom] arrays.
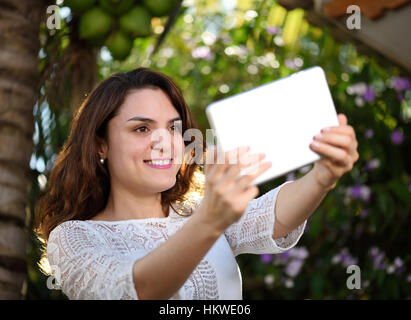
[[205, 66, 339, 185]]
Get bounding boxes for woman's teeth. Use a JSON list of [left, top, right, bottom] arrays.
[[145, 159, 171, 165]]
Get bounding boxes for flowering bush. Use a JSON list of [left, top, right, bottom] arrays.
[[29, 0, 410, 299], [119, 0, 410, 299]]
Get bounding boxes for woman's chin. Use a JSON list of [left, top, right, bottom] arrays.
[[146, 178, 177, 192]]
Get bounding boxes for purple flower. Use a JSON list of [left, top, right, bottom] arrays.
[[376, 258, 386, 270], [361, 186, 371, 202], [363, 87, 376, 102], [342, 256, 358, 268], [336, 248, 357, 267], [396, 266, 406, 274], [267, 26, 281, 35], [393, 257, 406, 275], [392, 77, 411, 92], [397, 93, 405, 101], [286, 171, 296, 182], [261, 254, 273, 263], [285, 259, 304, 277], [365, 158, 380, 171], [391, 129, 404, 145], [350, 185, 362, 198], [191, 46, 213, 61], [331, 248, 358, 268], [369, 247, 380, 259], [394, 257, 403, 268], [289, 247, 308, 260], [350, 185, 371, 202], [364, 128, 374, 139], [280, 251, 290, 261], [347, 82, 367, 96], [370, 248, 386, 270], [285, 58, 298, 70]]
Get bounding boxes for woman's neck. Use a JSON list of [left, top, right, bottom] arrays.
[[93, 186, 166, 221]]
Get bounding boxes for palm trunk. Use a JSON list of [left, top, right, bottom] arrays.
[[0, 0, 49, 299]]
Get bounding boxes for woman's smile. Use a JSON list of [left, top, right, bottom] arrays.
[[143, 158, 173, 169]]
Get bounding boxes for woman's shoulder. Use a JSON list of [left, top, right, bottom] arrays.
[[48, 219, 94, 242]]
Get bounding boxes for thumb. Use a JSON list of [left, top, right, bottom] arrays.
[[204, 145, 217, 176], [338, 113, 348, 126]]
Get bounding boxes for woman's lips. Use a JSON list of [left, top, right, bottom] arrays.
[[143, 159, 173, 169]]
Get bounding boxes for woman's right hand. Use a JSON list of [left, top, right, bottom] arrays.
[[197, 146, 272, 233]]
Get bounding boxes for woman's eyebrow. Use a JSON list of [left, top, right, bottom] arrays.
[[126, 116, 182, 123]]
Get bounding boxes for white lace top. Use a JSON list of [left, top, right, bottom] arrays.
[[47, 180, 306, 300]]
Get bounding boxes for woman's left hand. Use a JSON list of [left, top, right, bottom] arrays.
[[309, 113, 360, 191]]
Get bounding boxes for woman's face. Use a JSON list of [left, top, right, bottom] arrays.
[[103, 88, 185, 194]]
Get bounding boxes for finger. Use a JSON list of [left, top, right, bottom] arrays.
[[219, 153, 266, 189], [231, 160, 272, 192], [321, 125, 356, 139], [313, 132, 357, 152], [338, 113, 348, 126], [204, 145, 216, 176], [309, 140, 351, 166], [205, 145, 249, 182], [242, 184, 260, 201]]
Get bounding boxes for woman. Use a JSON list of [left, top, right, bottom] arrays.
[[35, 67, 359, 300]]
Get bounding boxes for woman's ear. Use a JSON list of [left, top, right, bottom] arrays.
[[97, 137, 108, 160]]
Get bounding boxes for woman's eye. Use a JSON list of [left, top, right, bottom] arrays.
[[172, 125, 182, 133], [134, 125, 182, 134], [135, 126, 148, 133]]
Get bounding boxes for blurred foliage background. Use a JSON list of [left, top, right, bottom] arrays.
[[27, 0, 411, 299]]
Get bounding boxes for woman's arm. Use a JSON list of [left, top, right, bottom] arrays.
[[133, 146, 272, 300], [273, 169, 329, 238], [132, 207, 222, 300], [273, 113, 359, 238]]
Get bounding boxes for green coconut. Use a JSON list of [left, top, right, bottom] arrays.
[[105, 30, 133, 60], [79, 7, 113, 40], [119, 6, 151, 37], [142, 0, 179, 17], [99, 0, 135, 16], [64, 0, 97, 14]]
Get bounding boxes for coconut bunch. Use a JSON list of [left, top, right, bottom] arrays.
[[64, 0, 178, 60]]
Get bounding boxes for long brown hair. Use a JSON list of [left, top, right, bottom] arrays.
[[35, 67, 205, 243]]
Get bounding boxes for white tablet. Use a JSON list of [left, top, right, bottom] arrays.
[[205, 66, 339, 186]]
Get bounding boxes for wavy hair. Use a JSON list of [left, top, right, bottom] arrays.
[[34, 67, 205, 244]]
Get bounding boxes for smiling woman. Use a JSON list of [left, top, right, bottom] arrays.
[[34, 67, 307, 300], [35, 67, 204, 239]]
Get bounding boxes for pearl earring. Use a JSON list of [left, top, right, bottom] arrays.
[[100, 158, 105, 164]]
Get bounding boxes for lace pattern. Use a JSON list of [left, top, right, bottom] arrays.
[[224, 181, 306, 256], [47, 222, 138, 299], [182, 260, 219, 300], [46, 180, 306, 300]]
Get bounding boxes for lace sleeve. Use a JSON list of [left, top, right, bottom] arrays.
[[224, 181, 307, 256], [46, 221, 139, 300]]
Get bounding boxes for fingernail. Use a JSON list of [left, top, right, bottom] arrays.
[[322, 127, 331, 132], [311, 141, 320, 148], [314, 133, 323, 139]]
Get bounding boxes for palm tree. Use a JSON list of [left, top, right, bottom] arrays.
[[0, 0, 183, 299], [0, 0, 51, 299]]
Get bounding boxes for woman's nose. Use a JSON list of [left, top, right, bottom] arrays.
[[150, 128, 173, 153]]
